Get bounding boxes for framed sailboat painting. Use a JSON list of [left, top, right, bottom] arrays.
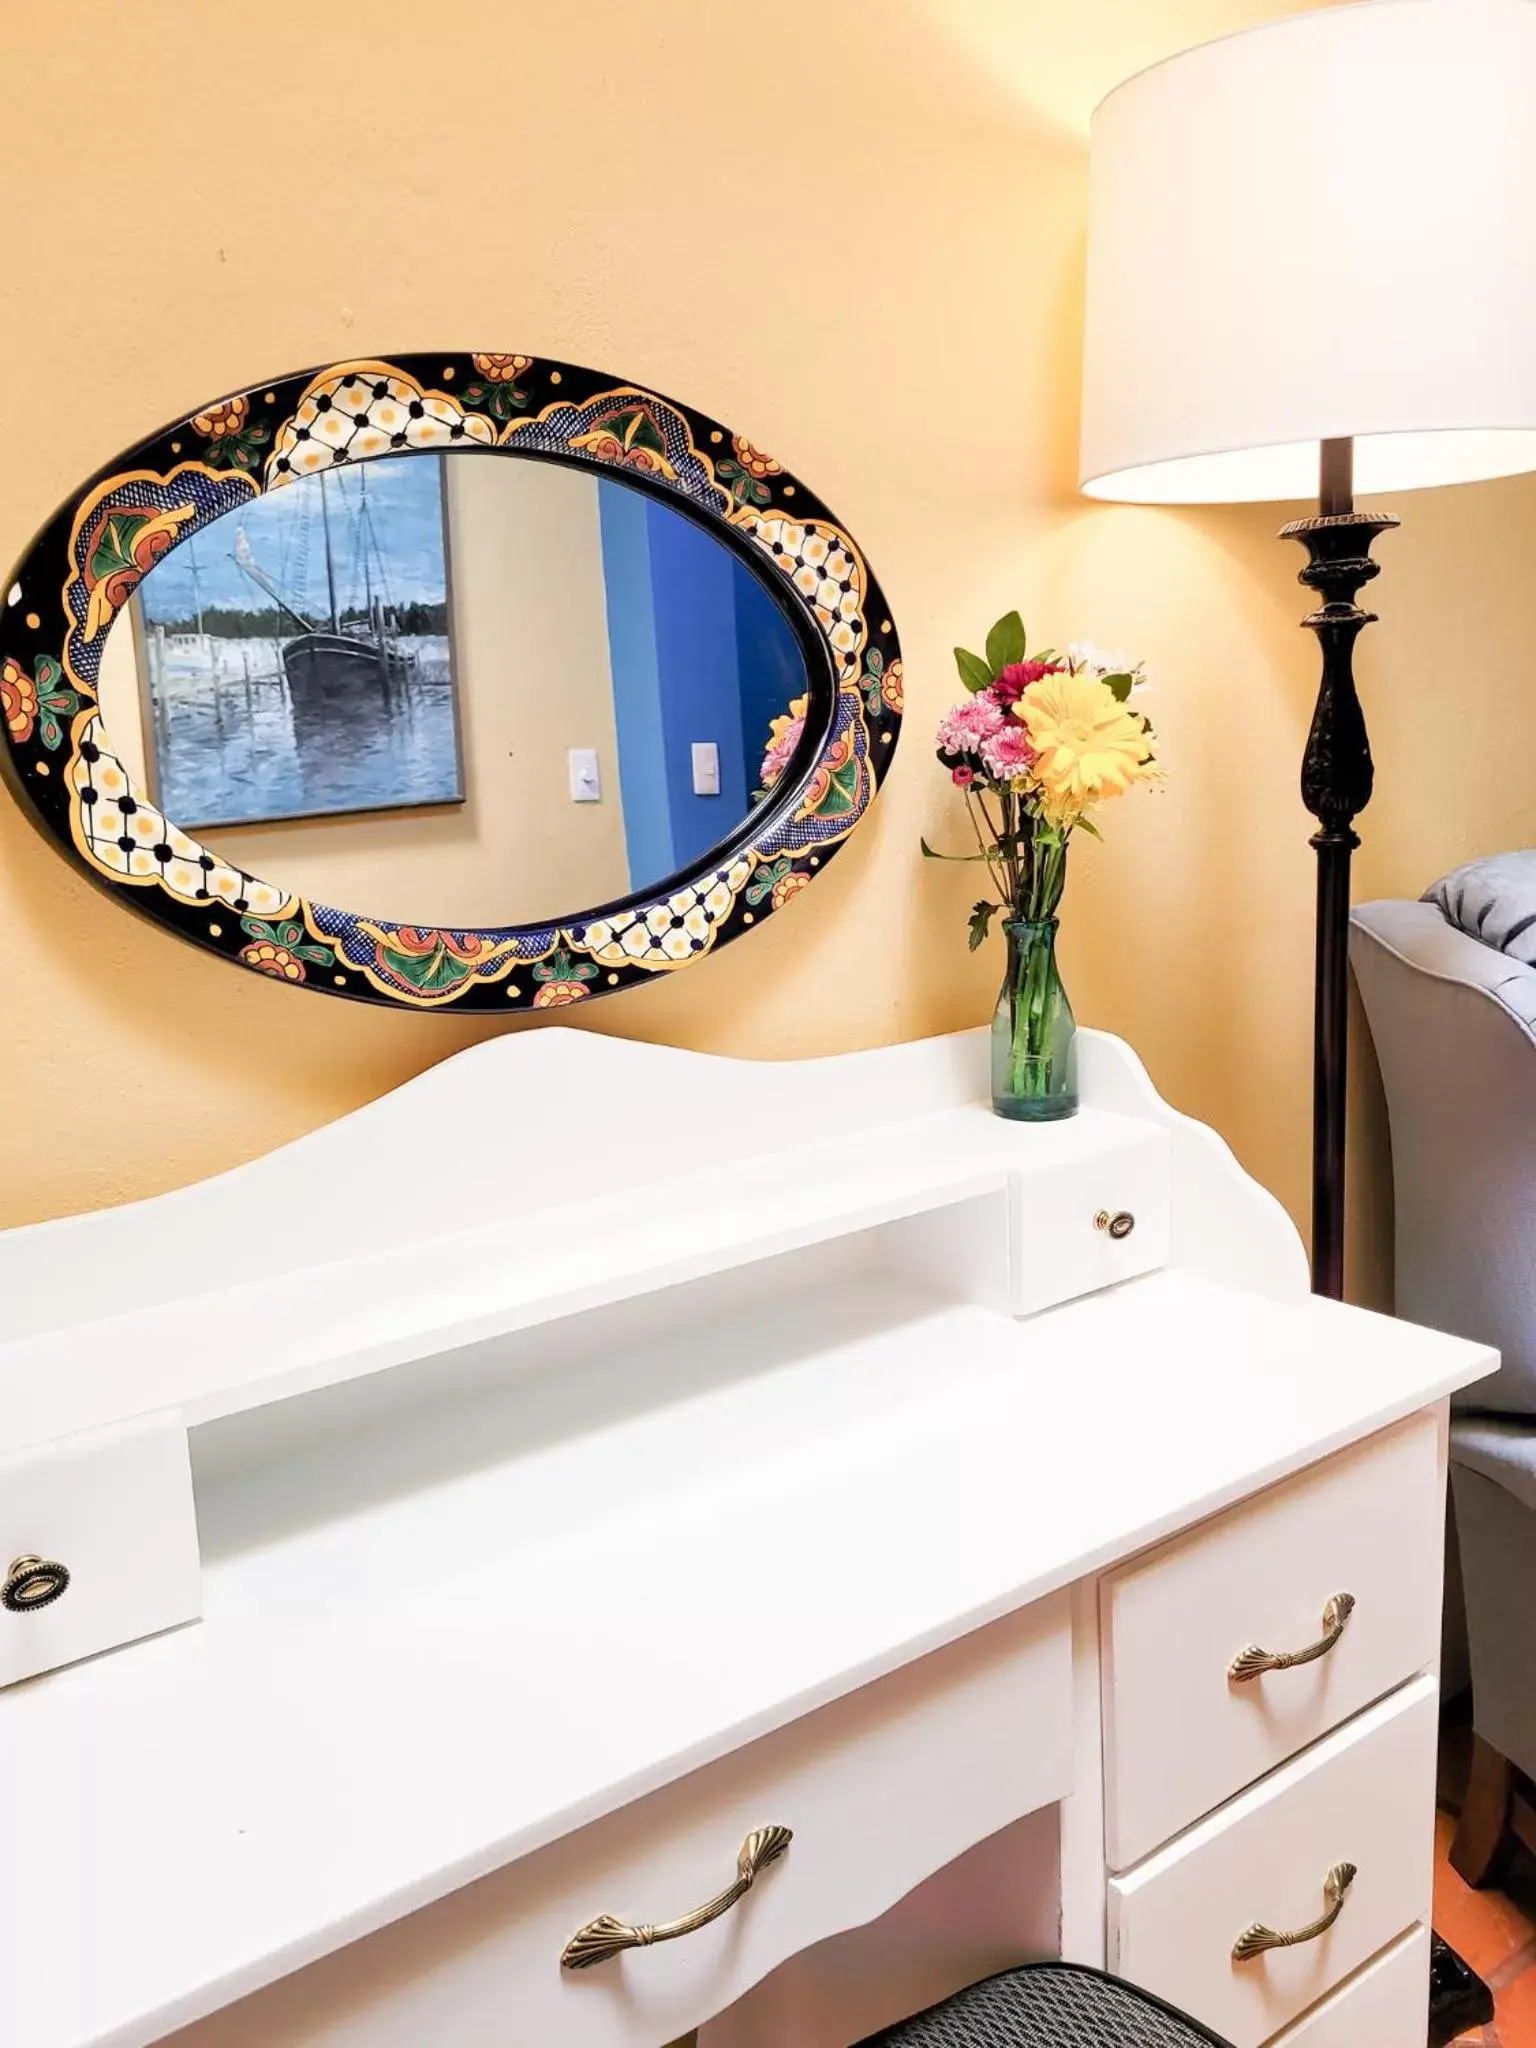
[[126, 452, 465, 829]]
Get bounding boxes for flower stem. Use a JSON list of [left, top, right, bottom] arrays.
[[964, 790, 1009, 899], [1007, 919, 1060, 1097]]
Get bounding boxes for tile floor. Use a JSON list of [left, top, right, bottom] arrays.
[[1437, 1812, 1536, 2045]]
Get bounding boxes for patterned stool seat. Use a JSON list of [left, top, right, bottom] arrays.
[[858, 1964, 1236, 2047]]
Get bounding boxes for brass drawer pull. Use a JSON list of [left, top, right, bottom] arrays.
[[1095, 1209, 1136, 1240], [1228, 1592, 1355, 1683], [2, 1554, 70, 1614], [561, 1824, 792, 1970], [1233, 1860, 1357, 1961]]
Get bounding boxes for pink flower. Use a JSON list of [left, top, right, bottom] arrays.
[[760, 711, 806, 788], [935, 695, 1005, 756], [993, 659, 1064, 707], [979, 723, 1036, 781], [951, 763, 976, 787]]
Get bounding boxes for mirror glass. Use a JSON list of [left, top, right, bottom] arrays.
[[95, 451, 815, 928]]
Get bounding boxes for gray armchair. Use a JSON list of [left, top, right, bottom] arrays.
[[1352, 854, 1536, 1884]]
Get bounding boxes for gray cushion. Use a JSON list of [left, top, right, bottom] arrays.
[[1452, 1414, 1536, 1516], [1355, 898, 1536, 1033], [857, 1965, 1233, 2045], [1448, 1440, 1536, 1782], [1352, 903, 1536, 1414], [1426, 850, 1536, 965]]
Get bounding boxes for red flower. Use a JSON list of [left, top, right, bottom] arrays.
[[532, 979, 590, 1008], [389, 927, 501, 964], [192, 396, 250, 440], [951, 764, 976, 787], [770, 870, 809, 909], [240, 939, 305, 982], [471, 352, 531, 384], [731, 436, 781, 480], [1, 657, 38, 744], [993, 658, 1064, 707]]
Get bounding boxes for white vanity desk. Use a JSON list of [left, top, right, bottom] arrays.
[[0, 1028, 1495, 2048]]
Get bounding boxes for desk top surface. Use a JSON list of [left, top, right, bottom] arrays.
[[2, 1265, 1494, 2048]]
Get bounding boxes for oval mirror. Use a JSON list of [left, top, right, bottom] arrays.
[[1, 354, 902, 1011]]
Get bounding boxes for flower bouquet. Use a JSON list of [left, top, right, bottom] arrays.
[[924, 612, 1158, 1120]]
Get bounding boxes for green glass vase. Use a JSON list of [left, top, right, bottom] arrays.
[[991, 917, 1078, 1121]]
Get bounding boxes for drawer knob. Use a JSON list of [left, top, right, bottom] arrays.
[[1232, 1860, 1357, 1961], [1094, 1209, 1136, 1241], [1228, 1591, 1356, 1683], [2, 1554, 71, 1614], [560, 1824, 792, 1970]]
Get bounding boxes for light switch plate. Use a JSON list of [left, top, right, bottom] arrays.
[[568, 749, 601, 802], [691, 742, 720, 796]]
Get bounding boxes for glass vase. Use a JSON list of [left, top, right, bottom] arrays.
[[991, 917, 1078, 1121]]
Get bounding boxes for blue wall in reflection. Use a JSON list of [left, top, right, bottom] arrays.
[[598, 483, 803, 891]]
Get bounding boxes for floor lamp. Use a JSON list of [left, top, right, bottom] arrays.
[[1079, 0, 1536, 1302], [1079, 4, 1536, 2035]]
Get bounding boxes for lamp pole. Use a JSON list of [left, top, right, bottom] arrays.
[[1281, 438, 1398, 1299]]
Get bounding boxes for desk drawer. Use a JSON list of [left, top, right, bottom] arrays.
[[1265, 1924, 1430, 2046], [1102, 1410, 1442, 1867], [0, 1413, 200, 1690], [163, 1595, 1073, 2048], [1108, 1675, 1437, 2048], [1010, 1126, 1169, 1317]]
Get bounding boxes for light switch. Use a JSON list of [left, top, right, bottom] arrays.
[[691, 742, 720, 796], [568, 749, 601, 803]]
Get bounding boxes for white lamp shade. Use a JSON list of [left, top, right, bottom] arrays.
[[1080, 0, 1536, 503]]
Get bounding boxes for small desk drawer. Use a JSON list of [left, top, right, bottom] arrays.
[[1011, 1126, 1169, 1318], [1265, 1924, 1430, 2046], [163, 1595, 1073, 2048], [1109, 1675, 1437, 2048], [0, 1412, 200, 1690], [1101, 1410, 1442, 1867]]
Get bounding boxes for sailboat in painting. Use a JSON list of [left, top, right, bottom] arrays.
[[232, 467, 413, 723]]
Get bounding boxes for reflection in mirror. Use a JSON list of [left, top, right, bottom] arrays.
[[96, 453, 813, 929]]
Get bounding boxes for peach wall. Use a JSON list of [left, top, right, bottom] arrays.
[[2, 0, 1532, 1311]]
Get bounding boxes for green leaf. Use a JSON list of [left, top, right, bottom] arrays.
[[920, 837, 993, 863], [1075, 815, 1103, 840], [967, 901, 998, 952], [1102, 671, 1134, 703], [985, 611, 1026, 676], [953, 647, 993, 695]]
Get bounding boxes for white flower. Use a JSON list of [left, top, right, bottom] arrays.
[[1068, 642, 1149, 691]]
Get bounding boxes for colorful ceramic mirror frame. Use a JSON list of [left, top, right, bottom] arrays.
[[0, 353, 903, 1011]]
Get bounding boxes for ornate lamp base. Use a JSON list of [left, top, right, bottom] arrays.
[[1283, 442, 1494, 2042], [1281, 498, 1399, 1300]]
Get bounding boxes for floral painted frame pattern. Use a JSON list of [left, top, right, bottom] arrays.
[[0, 353, 903, 1011]]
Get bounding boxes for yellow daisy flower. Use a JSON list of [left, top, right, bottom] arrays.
[[1019, 669, 1156, 823]]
